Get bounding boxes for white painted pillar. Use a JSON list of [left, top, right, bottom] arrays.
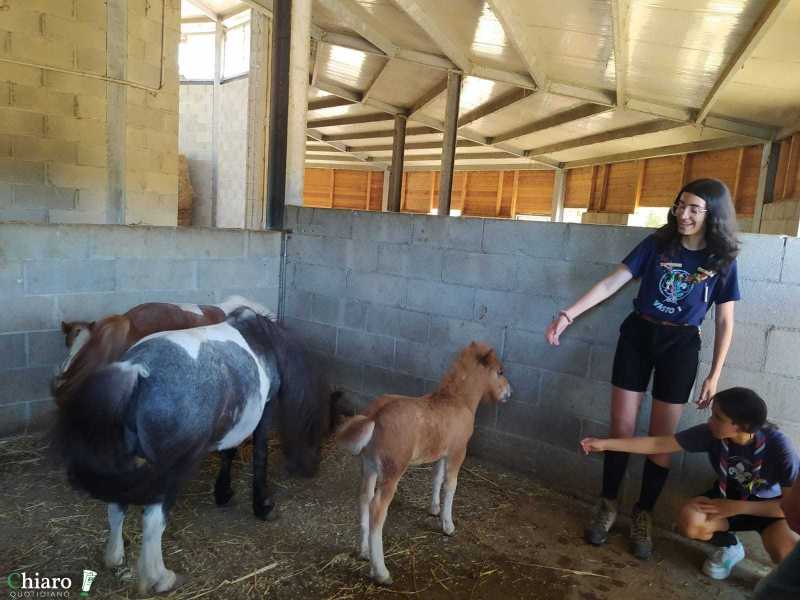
[[285, 0, 311, 206], [551, 169, 566, 222]]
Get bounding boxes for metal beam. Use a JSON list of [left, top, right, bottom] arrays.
[[363, 58, 391, 104], [438, 71, 462, 216], [351, 140, 481, 152], [238, 0, 275, 16], [523, 119, 680, 156], [307, 113, 394, 128], [486, 0, 547, 89], [306, 129, 381, 164], [696, 0, 791, 124], [312, 81, 404, 115], [387, 115, 407, 212], [265, 0, 290, 229], [315, 0, 398, 56], [185, 0, 220, 21], [405, 151, 519, 162], [611, 0, 631, 108], [626, 98, 777, 140], [308, 97, 356, 111], [458, 88, 533, 127], [409, 78, 448, 116], [393, 0, 471, 72], [563, 136, 757, 169], [323, 126, 438, 141], [491, 104, 614, 144]]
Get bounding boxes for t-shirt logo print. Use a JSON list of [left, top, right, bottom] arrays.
[[658, 268, 695, 304]]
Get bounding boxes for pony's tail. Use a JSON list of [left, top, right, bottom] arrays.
[[52, 316, 131, 407], [335, 416, 375, 456], [52, 362, 163, 505]]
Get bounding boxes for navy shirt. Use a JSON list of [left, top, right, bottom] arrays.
[[622, 234, 740, 326], [676, 424, 799, 500]]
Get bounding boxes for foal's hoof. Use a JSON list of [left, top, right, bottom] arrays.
[[214, 486, 234, 506], [442, 522, 455, 536], [429, 506, 441, 517], [254, 500, 278, 522], [154, 573, 188, 596]]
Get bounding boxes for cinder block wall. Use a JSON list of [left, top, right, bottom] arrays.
[[178, 83, 214, 227], [0, 0, 181, 226], [0, 222, 282, 435], [283, 206, 800, 518]]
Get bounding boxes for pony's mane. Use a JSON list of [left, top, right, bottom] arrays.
[[434, 343, 490, 398]]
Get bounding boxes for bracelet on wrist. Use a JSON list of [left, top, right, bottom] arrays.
[[558, 310, 573, 324]]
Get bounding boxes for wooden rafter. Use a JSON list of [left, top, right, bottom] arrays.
[[696, 0, 791, 124]]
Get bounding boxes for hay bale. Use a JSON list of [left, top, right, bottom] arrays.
[[178, 154, 194, 226]]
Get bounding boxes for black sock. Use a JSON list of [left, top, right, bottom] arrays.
[[637, 458, 669, 511], [602, 451, 630, 500], [710, 531, 738, 547]]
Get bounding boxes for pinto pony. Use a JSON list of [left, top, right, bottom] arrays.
[[53, 307, 322, 594], [54, 296, 273, 407], [336, 342, 512, 585]]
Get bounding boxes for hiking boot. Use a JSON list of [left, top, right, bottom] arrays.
[[585, 498, 617, 545], [703, 538, 745, 580], [630, 503, 653, 560]]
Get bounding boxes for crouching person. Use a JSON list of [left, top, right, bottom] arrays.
[[581, 387, 799, 580], [754, 472, 800, 599]]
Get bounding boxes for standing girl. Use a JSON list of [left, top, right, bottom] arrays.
[[545, 178, 741, 559]]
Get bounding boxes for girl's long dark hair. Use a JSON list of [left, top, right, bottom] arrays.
[[654, 178, 740, 272]]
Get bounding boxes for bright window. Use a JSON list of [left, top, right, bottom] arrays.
[[222, 17, 251, 79], [179, 30, 215, 80]]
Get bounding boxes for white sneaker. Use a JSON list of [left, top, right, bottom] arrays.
[[702, 539, 745, 580]]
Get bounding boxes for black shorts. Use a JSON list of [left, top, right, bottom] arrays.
[[703, 488, 785, 533], [611, 313, 701, 404]]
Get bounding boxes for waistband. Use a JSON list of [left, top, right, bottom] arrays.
[[634, 310, 699, 329]]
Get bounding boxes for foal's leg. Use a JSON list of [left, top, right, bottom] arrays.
[[252, 400, 276, 521], [369, 475, 401, 585], [214, 448, 237, 506], [429, 457, 446, 516], [359, 458, 378, 560], [137, 503, 178, 594], [441, 448, 466, 536], [104, 503, 127, 567]]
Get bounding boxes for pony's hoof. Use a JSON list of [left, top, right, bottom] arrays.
[[254, 500, 277, 521], [214, 486, 234, 506], [358, 548, 369, 561], [370, 571, 392, 586], [139, 570, 186, 596], [442, 522, 455, 536], [429, 506, 441, 517], [104, 549, 124, 568]]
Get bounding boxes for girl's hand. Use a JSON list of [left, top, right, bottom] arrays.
[[545, 314, 570, 346], [580, 437, 607, 455], [693, 498, 739, 519], [696, 375, 719, 409]]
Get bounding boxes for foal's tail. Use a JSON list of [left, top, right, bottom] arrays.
[[52, 316, 131, 407], [52, 361, 164, 505], [335, 416, 375, 455]]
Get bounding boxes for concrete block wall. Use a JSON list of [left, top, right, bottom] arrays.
[[0, 0, 180, 226], [178, 83, 214, 227], [0, 222, 282, 435], [283, 206, 800, 520], [216, 77, 249, 229]]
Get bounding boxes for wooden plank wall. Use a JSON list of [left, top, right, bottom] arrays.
[[302, 169, 554, 217], [565, 144, 766, 216], [304, 138, 798, 218], [774, 133, 800, 201]]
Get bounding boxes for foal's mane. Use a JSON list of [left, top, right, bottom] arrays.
[[434, 342, 492, 398]]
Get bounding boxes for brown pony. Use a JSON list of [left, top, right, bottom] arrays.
[[54, 296, 273, 407], [336, 341, 512, 585]]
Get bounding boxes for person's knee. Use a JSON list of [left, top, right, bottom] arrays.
[[677, 503, 708, 540]]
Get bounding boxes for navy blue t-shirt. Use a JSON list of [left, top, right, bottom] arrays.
[[622, 234, 740, 326], [676, 424, 799, 500]]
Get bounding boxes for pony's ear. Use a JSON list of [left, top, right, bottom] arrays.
[[478, 347, 495, 367], [89, 321, 96, 329], [61, 321, 71, 334]]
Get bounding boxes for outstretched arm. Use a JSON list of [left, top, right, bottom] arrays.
[[581, 435, 682, 456], [545, 264, 634, 346]]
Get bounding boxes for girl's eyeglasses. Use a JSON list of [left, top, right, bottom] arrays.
[[671, 202, 707, 217]]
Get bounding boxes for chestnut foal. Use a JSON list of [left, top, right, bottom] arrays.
[[336, 342, 511, 585]]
